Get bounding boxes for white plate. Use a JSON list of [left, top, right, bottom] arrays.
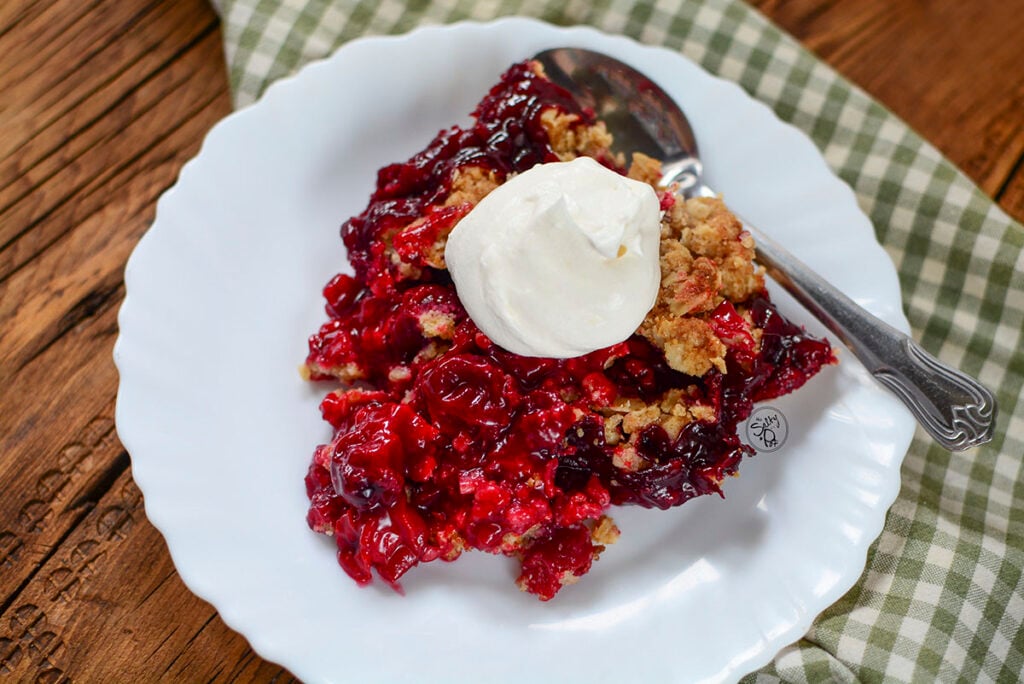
[[115, 18, 915, 684]]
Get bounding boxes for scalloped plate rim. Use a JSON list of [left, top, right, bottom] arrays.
[[114, 17, 915, 684]]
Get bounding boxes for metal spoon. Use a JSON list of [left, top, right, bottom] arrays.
[[534, 47, 997, 451]]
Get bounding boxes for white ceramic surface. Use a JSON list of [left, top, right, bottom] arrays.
[[114, 18, 916, 684]]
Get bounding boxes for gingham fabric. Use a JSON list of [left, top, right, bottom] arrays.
[[209, 0, 1024, 680]]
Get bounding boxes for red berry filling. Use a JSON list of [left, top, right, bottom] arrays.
[[302, 61, 835, 600]]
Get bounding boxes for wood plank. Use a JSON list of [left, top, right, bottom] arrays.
[[0, 301, 125, 608], [0, 468, 296, 681], [0, 0, 58, 42], [0, 43, 230, 376], [0, 0, 217, 251], [0, 0, 211, 181], [0, 0, 229, 603], [0, 1, 271, 678], [0, 0, 163, 160], [0, 0, 110, 97], [998, 162, 1024, 223], [751, 0, 1024, 223], [0, 32, 227, 287]]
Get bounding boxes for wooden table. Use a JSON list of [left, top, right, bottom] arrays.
[[1, 1, 1021, 679]]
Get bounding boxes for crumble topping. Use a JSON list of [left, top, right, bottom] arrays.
[[446, 166, 500, 207], [418, 309, 457, 340], [626, 152, 663, 186], [638, 196, 765, 379], [539, 108, 616, 162]]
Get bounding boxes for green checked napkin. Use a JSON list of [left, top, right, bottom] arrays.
[[209, 0, 1023, 680]]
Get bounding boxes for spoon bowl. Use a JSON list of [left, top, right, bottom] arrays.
[[534, 47, 996, 451], [535, 47, 704, 195]]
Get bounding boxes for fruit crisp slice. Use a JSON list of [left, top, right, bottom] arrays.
[[302, 60, 835, 600]]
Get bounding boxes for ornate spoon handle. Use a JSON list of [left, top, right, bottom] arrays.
[[745, 219, 997, 451]]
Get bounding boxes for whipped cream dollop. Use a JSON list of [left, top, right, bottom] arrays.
[[445, 156, 662, 358]]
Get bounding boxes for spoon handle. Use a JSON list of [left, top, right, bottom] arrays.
[[742, 217, 997, 451]]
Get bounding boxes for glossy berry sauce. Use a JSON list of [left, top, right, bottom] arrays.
[[304, 61, 835, 600]]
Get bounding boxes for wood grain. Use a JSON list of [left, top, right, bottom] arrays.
[[0, 0, 1021, 681], [0, 0, 295, 680], [748, 0, 1024, 222]]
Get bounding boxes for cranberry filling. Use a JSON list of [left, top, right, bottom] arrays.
[[340, 61, 593, 285], [303, 61, 835, 600]]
